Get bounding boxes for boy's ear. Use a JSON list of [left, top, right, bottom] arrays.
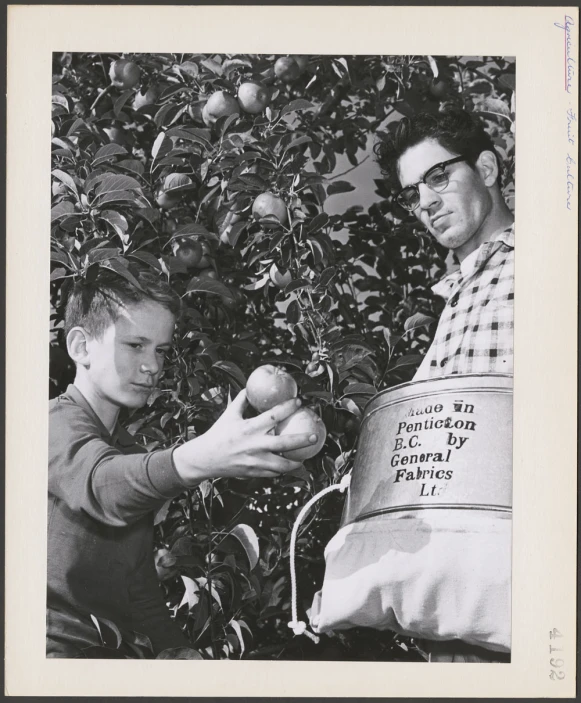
[[476, 150, 499, 187], [66, 327, 91, 367]]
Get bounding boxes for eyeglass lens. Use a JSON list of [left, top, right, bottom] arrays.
[[399, 166, 448, 210]]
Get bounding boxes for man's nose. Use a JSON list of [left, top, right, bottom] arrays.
[[417, 182, 441, 211]]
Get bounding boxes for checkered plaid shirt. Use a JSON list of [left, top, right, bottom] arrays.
[[414, 225, 514, 380]]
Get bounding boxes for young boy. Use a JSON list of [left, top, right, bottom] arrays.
[[47, 268, 318, 658]]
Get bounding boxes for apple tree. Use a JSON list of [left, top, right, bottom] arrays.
[[50, 52, 515, 660]]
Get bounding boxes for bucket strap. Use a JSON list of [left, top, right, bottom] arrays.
[[288, 473, 352, 643]]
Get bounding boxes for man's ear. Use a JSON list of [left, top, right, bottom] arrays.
[[66, 327, 91, 367], [476, 150, 500, 187]]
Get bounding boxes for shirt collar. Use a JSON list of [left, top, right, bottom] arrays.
[[432, 223, 514, 300], [64, 384, 136, 448]]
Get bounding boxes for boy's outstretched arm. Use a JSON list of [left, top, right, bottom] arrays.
[[49, 390, 317, 527]]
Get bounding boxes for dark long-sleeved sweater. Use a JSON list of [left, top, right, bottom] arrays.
[[47, 384, 190, 657]]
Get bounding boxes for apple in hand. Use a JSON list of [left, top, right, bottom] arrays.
[[246, 364, 298, 412], [275, 407, 327, 461]]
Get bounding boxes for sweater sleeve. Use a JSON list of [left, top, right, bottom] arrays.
[[49, 397, 188, 527]]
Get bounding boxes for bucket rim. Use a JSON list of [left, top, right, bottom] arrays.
[[362, 372, 514, 416]]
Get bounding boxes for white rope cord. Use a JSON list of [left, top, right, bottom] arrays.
[[288, 473, 352, 643]]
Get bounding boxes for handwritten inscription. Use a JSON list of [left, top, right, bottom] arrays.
[[554, 15, 576, 94], [391, 398, 476, 498], [555, 17, 577, 212]]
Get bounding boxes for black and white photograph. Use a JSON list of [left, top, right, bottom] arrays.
[[46, 50, 516, 663], [5, 4, 578, 698]]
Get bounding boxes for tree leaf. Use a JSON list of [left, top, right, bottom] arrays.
[[393, 354, 424, 369], [283, 135, 312, 153], [403, 312, 436, 332], [117, 159, 145, 175], [220, 112, 240, 135], [179, 575, 200, 610], [153, 498, 173, 526], [151, 131, 169, 160], [212, 360, 246, 388], [284, 279, 311, 294], [229, 524, 259, 570], [499, 73, 516, 92], [343, 383, 376, 396], [427, 55, 439, 79], [114, 89, 134, 117], [90, 615, 122, 649], [92, 143, 128, 167], [279, 99, 315, 117], [100, 258, 144, 291], [327, 180, 356, 196], [52, 169, 79, 198], [305, 212, 330, 233], [187, 277, 234, 299], [286, 299, 301, 324], [225, 220, 247, 247], [478, 97, 511, 117], [172, 223, 218, 241], [243, 274, 270, 291], [229, 620, 248, 657], [51, 200, 75, 221], [87, 247, 121, 264], [95, 173, 143, 196], [99, 210, 129, 235], [200, 58, 223, 76], [178, 60, 199, 76], [156, 647, 203, 660], [50, 267, 68, 281], [128, 250, 162, 271]]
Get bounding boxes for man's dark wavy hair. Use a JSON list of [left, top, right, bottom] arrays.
[[375, 108, 502, 190], [64, 267, 181, 339]]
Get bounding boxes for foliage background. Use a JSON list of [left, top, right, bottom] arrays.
[[50, 53, 515, 660]]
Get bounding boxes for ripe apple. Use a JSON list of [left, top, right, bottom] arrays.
[[274, 56, 301, 83], [194, 241, 212, 269], [429, 78, 449, 99], [252, 192, 288, 225], [275, 407, 327, 461], [174, 240, 203, 269], [237, 82, 270, 114], [203, 91, 240, 126], [109, 59, 141, 90], [270, 264, 292, 288], [246, 364, 298, 412], [155, 189, 180, 210]]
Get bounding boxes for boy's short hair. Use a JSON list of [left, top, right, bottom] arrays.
[[64, 267, 181, 339], [375, 108, 502, 189]]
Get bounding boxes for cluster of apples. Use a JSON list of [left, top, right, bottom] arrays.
[[202, 55, 309, 128], [246, 365, 327, 461]]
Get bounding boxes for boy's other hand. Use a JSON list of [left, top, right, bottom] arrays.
[[172, 390, 319, 484]]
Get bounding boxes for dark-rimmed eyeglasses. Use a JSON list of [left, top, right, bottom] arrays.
[[395, 155, 467, 212]]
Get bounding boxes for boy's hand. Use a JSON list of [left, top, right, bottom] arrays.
[[172, 390, 319, 484]]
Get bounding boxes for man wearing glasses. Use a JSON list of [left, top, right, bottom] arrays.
[[376, 109, 514, 662], [380, 108, 514, 381]]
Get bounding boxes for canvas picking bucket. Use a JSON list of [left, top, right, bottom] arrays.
[[308, 373, 512, 653]]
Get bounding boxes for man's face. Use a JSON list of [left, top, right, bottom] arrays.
[[397, 138, 493, 257], [84, 300, 175, 413]]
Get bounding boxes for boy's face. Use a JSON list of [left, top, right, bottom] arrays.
[[84, 300, 175, 412]]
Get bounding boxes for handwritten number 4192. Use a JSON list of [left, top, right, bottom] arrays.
[[549, 628, 565, 680]]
